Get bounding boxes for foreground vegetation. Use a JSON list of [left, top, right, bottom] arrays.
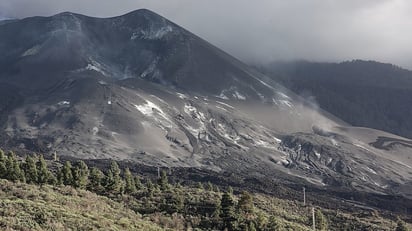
[[0, 149, 410, 230], [0, 179, 163, 230]]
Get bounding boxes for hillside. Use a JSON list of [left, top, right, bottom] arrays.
[[0, 180, 163, 230], [259, 60, 412, 139], [0, 150, 410, 230]]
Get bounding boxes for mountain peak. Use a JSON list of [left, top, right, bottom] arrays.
[[52, 11, 84, 19], [117, 8, 165, 21], [124, 8, 158, 16]]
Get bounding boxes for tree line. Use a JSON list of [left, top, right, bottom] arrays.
[[0, 149, 261, 230], [0, 149, 144, 195], [0, 149, 409, 231]]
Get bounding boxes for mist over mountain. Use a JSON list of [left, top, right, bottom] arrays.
[[1, 9, 412, 217], [258, 60, 412, 139]]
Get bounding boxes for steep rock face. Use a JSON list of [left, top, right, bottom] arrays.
[[1, 9, 412, 198]]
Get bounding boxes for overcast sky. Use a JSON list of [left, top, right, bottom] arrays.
[[1, 0, 411, 69]]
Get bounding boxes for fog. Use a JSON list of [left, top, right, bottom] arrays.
[[1, 0, 411, 69]]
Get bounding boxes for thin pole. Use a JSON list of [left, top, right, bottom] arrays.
[[303, 187, 306, 206], [312, 207, 316, 230], [157, 166, 160, 178]]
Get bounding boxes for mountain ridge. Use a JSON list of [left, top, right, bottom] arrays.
[[258, 59, 412, 138]]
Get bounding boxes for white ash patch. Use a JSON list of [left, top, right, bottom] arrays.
[[22, 45, 41, 57], [134, 99, 173, 130], [327, 157, 333, 165], [278, 158, 290, 166], [131, 25, 173, 40], [277, 92, 290, 99], [217, 87, 246, 100], [86, 59, 109, 76], [314, 151, 321, 159], [92, 127, 99, 136], [86, 64, 105, 74], [253, 77, 274, 90], [216, 123, 248, 149], [234, 91, 246, 100], [57, 101, 70, 106], [184, 104, 206, 121], [141, 58, 161, 79], [254, 139, 277, 150], [134, 100, 164, 116], [217, 92, 229, 100], [257, 92, 265, 100], [330, 138, 339, 146], [279, 100, 293, 108], [176, 93, 187, 99], [74, 59, 108, 76], [215, 106, 227, 111], [216, 101, 234, 109], [365, 166, 377, 175], [130, 32, 139, 40], [183, 103, 207, 137], [353, 143, 372, 152]]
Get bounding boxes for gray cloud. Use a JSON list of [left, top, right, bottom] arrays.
[[1, 0, 411, 69]]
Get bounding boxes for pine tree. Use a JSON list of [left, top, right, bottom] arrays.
[[72, 160, 89, 189], [146, 179, 154, 196], [23, 155, 38, 184], [5, 151, 15, 181], [105, 161, 123, 194], [196, 182, 204, 191], [61, 161, 74, 186], [268, 216, 285, 230], [214, 185, 220, 193], [47, 172, 57, 185], [158, 170, 169, 191], [238, 191, 254, 214], [15, 161, 26, 183], [228, 186, 234, 194], [0, 149, 5, 162], [255, 211, 268, 230], [0, 149, 6, 178], [396, 218, 410, 231], [248, 222, 257, 231], [124, 168, 137, 194], [220, 191, 237, 230], [206, 181, 213, 191], [134, 175, 143, 190], [315, 209, 328, 231], [6, 151, 25, 182], [56, 168, 63, 185], [36, 155, 49, 185], [88, 167, 104, 193]]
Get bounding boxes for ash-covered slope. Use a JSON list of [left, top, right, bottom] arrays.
[[0, 9, 277, 99], [259, 60, 412, 139], [1, 9, 412, 199]]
